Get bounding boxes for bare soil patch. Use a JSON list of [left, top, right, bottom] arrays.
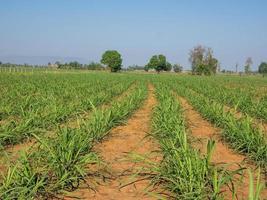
[[0, 139, 36, 173], [64, 85, 162, 200], [177, 96, 267, 199]]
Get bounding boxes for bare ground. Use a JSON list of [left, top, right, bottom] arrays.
[[177, 96, 267, 200], [63, 84, 162, 200]]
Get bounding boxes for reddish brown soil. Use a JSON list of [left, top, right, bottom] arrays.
[[0, 139, 36, 173], [63, 85, 162, 200], [178, 96, 267, 200]]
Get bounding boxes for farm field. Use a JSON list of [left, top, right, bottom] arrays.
[[0, 71, 267, 200]]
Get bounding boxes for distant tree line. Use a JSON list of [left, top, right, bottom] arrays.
[[1, 47, 267, 76], [127, 65, 145, 71], [220, 58, 267, 77], [0, 62, 46, 68], [56, 61, 105, 70]]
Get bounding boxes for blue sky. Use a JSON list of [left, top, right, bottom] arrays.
[[0, 0, 267, 70]]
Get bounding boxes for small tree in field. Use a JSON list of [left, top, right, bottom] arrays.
[[146, 54, 169, 73], [244, 57, 253, 74], [259, 62, 267, 77], [173, 64, 183, 73], [189, 45, 219, 75], [101, 50, 122, 72]]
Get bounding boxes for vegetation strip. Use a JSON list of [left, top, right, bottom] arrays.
[[182, 82, 267, 135], [150, 83, 237, 199], [0, 73, 135, 148], [177, 95, 267, 199], [176, 76, 267, 122], [181, 79, 267, 133], [171, 82, 267, 168], [0, 82, 138, 173], [60, 80, 138, 129], [0, 82, 147, 199], [63, 84, 161, 199]]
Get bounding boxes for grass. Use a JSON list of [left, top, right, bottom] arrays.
[[0, 72, 266, 199], [0, 73, 134, 148], [0, 80, 147, 199], [150, 82, 237, 199], [171, 81, 267, 168]]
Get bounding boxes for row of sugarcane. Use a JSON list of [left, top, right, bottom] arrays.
[[0, 80, 147, 199]]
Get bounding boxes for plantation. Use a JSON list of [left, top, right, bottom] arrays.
[[0, 71, 266, 199]]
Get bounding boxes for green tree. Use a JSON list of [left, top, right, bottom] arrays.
[[101, 50, 122, 72], [146, 54, 169, 73], [157, 55, 167, 72], [144, 65, 149, 72], [147, 55, 158, 69], [166, 62, 172, 71], [259, 62, 267, 77]]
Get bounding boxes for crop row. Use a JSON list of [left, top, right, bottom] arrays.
[[202, 76, 267, 98], [175, 76, 267, 122], [0, 81, 147, 199], [0, 73, 134, 148], [151, 82, 236, 199], [169, 80, 267, 168]]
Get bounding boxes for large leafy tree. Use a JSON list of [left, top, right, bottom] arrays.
[[146, 54, 169, 73], [147, 55, 158, 69], [189, 45, 219, 75], [101, 50, 122, 72], [166, 62, 172, 71], [259, 62, 267, 77]]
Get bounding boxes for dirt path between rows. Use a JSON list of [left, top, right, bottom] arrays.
[[64, 84, 161, 200], [177, 96, 267, 200]]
